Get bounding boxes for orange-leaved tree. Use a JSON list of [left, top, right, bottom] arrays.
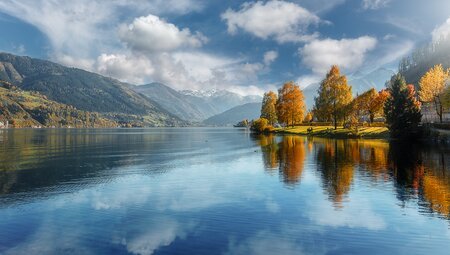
[[276, 81, 306, 127]]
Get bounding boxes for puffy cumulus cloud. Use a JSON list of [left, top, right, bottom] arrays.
[[362, 0, 391, 10], [228, 50, 279, 83], [432, 18, 450, 42], [300, 36, 377, 75], [171, 51, 240, 84], [221, 0, 321, 43], [96, 54, 155, 84], [0, 0, 205, 62], [263, 50, 279, 66], [119, 15, 208, 54]]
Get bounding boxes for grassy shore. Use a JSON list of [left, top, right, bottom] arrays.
[[274, 126, 389, 139]]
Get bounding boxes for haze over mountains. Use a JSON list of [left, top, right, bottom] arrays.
[[203, 102, 262, 126], [133, 82, 262, 122]]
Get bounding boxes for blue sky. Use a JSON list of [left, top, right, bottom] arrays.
[[0, 0, 450, 95]]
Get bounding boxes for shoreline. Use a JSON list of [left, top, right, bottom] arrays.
[[271, 126, 390, 139]]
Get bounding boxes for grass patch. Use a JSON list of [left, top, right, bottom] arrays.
[[275, 125, 389, 139]]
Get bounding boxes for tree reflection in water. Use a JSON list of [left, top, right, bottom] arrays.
[[254, 134, 450, 218]]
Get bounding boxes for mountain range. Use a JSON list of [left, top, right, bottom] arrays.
[[0, 52, 396, 127], [133, 82, 262, 122], [0, 52, 183, 126], [203, 102, 262, 126]]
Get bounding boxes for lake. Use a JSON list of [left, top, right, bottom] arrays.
[[0, 128, 449, 255]]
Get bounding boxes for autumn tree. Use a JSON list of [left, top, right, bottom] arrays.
[[313, 65, 353, 129], [419, 64, 449, 123], [370, 89, 390, 122], [384, 74, 422, 138], [304, 111, 313, 123], [260, 91, 278, 125], [276, 82, 306, 127], [352, 88, 390, 124]]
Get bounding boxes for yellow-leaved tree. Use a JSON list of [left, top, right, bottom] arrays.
[[260, 91, 278, 125], [313, 65, 352, 129], [276, 81, 306, 127], [419, 64, 449, 123]]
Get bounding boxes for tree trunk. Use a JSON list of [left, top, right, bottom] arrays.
[[435, 97, 443, 123], [334, 115, 337, 130]]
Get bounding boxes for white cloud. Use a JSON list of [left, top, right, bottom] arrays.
[[118, 15, 207, 54], [96, 54, 155, 84], [263, 50, 279, 66], [362, 0, 391, 10], [0, 0, 205, 61], [300, 36, 377, 75], [432, 18, 450, 42], [221, 0, 321, 43]]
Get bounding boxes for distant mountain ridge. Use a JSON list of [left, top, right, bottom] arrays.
[[0, 52, 183, 126], [203, 102, 262, 126], [133, 82, 262, 121]]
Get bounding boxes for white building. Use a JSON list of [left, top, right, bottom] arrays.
[[421, 102, 450, 123]]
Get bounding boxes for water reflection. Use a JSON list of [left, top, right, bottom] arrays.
[[254, 135, 450, 218], [256, 134, 306, 186], [1, 129, 450, 254], [388, 142, 450, 218]]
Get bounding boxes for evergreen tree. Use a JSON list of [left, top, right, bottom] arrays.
[[384, 74, 422, 138]]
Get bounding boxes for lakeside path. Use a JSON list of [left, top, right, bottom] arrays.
[[274, 126, 390, 139]]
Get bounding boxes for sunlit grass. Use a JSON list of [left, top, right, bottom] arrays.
[[275, 125, 389, 138]]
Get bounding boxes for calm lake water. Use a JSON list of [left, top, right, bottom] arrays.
[[0, 128, 449, 255]]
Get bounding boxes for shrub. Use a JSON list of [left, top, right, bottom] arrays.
[[251, 118, 269, 133], [263, 125, 275, 133]]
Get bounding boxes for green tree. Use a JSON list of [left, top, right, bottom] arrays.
[[260, 91, 278, 125], [313, 65, 353, 129], [276, 82, 306, 127], [384, 74, 422, 138]]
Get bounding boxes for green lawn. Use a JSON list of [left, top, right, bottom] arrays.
[[275, 125, 389, 138]]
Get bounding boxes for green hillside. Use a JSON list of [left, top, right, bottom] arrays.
[[0, 81, 117, 128], [0, 53, 184, 126]]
